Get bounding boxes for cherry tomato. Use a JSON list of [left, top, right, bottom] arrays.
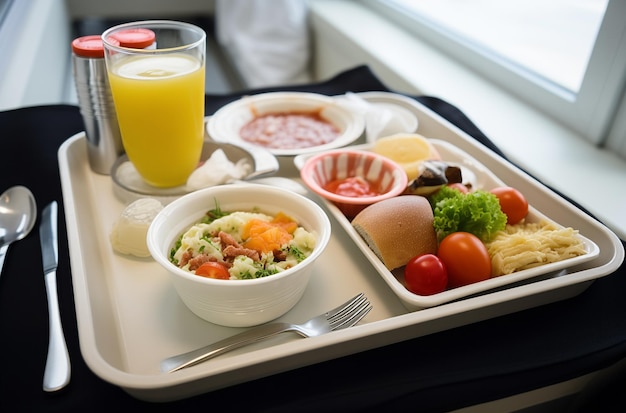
[[447, 183, 469, 194], [195, 262, 230, 280], [437, 232, 491, 288], [490, 186, 528, 225], [404, 254, 448, 296]]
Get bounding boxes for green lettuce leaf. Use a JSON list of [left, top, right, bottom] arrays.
[[430, 186, 507, 242]]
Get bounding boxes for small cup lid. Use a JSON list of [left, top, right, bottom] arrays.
[[111, 28, 156, 49], [72, 35, 119, 58]]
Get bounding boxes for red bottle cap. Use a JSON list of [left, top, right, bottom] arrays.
[[111, 28, 156, 49], [72, 35, 119, 58]]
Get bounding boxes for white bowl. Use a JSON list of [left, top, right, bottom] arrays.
[[207, 92, 365, 156], [147, 184, 331, 327]]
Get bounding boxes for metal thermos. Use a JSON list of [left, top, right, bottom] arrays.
[[71, 35, 123, 175]]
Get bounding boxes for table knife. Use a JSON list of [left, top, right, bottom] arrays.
[[39, 201, 71, 392]]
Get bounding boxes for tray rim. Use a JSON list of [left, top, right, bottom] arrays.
[[58, 92, 625, 400]]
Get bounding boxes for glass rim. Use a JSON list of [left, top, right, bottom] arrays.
[[101, 20, 206, 54]]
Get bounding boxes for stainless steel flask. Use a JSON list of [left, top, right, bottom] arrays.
[[71, 35, 123, 175]]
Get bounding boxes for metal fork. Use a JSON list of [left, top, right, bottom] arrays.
[[161, 293, 372, 373]]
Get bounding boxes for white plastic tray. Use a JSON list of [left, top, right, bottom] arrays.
[[58, 92, 624, 402]]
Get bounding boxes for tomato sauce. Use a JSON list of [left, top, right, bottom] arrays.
[[240, 112, 340, 149], [324, 176, 381, 198]]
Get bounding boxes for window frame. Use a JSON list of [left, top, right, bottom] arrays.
[[361, 0, 626, 146]]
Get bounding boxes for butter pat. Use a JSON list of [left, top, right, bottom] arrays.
[[110, 198, 163, 257]]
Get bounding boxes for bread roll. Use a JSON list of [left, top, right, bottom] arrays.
[[352, 195, 437, 270]]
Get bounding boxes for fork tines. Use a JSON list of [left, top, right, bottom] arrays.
[[327, 293, 372, 331]]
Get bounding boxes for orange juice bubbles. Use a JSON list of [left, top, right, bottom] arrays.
[[103, 21, 206, 188]]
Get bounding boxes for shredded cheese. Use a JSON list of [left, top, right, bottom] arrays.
[[486, 220, 587, 277]]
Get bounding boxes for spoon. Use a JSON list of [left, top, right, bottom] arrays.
[[0, 186, 37, 276]]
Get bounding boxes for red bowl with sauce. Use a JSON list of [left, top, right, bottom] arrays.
[[300, 149, 408, 219]]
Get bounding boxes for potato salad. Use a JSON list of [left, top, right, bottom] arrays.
[[170, 207, 316, 280]]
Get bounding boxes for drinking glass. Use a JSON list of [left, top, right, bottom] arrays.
[[103, 20, 206, 188]]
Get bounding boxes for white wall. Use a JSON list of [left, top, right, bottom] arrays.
[[0, 0, 71, 110]]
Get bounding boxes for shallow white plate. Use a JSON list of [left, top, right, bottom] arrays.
[[295, 139, 601, 310], [207, 92, 365, 156]]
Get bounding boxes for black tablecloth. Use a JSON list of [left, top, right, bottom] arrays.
[[1, 66, 625, 412]]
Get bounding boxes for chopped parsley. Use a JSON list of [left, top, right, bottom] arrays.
[[287, 245, 306, 262], [169, 237, 182, 264], [201, 199, 230, 223]]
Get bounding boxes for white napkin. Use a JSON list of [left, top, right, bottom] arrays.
[[186, 149, 252, 190], [337, 92, 418, 143], [341, 92, 393, 143]]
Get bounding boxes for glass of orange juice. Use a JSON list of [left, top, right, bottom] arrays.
[[102, 21, 206, 188]]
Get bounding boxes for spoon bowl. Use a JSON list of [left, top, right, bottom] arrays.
[[0, 185, 37, 273]]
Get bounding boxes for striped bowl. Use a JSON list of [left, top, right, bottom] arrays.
[[300, 149, 408, 219]]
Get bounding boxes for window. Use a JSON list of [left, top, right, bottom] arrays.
[[362, 0, 626, 147]]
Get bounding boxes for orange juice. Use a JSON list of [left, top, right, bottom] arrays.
[[108, 53, 205, 187]]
